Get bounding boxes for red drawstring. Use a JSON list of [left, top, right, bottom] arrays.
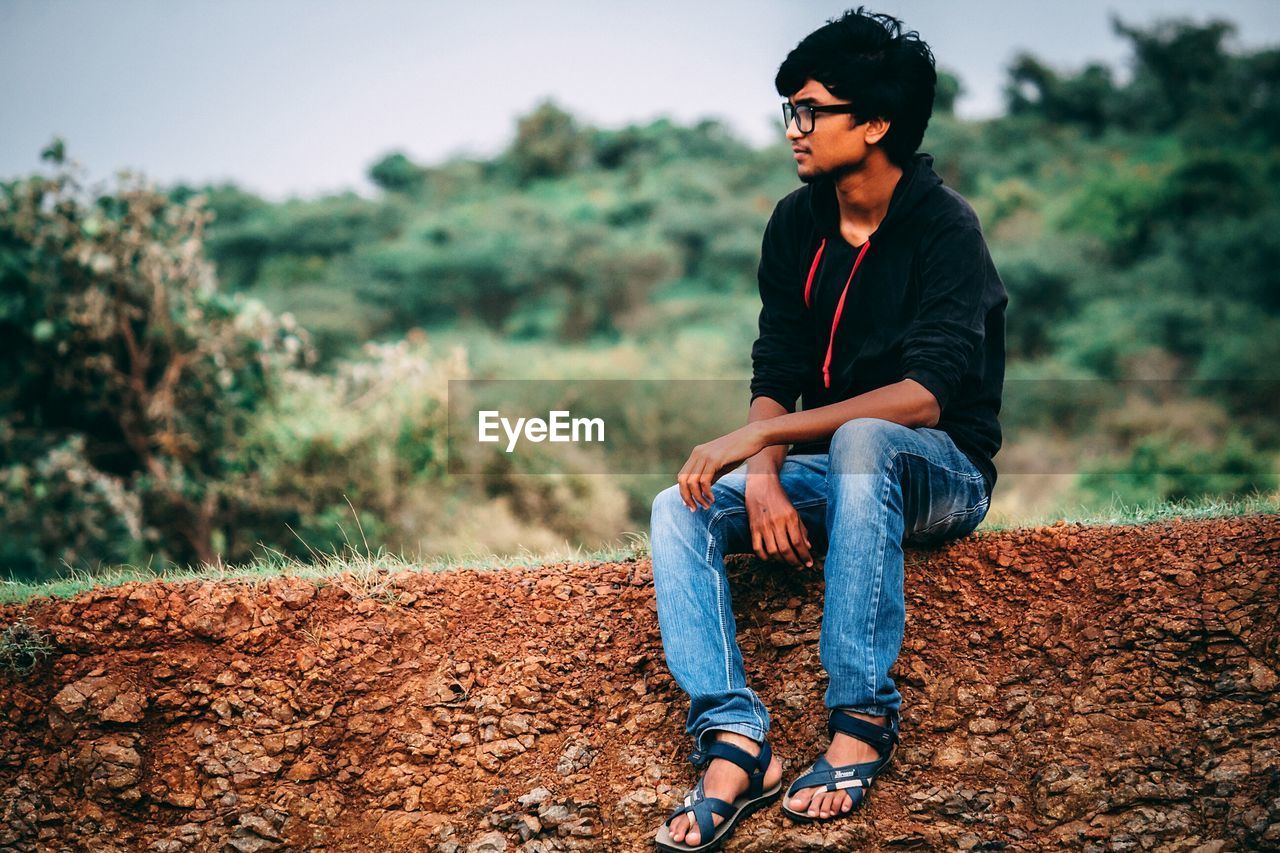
[[803, 238, 826, 309], [820, 240, 871, 389]]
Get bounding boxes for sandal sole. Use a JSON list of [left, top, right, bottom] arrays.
[[779, 743, 896, 824], [654, 782, 782, 852]]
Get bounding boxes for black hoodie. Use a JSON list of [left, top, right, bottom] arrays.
[[749, 153, 1007, 497]]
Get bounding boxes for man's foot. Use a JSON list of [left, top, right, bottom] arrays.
[[785, 712, 885, 819], [667, 731, 784, 847]]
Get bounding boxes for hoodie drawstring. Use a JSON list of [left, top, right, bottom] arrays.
[[807, 238, 871, 389], [803, 238, 826, 309]]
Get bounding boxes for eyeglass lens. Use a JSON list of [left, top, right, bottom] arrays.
[[782, 103, 814, 133]]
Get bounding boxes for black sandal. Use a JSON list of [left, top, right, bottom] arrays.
[[780, 708, 899, 823], [654, 738, 782, 851]]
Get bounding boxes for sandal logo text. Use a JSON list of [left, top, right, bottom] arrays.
[[478, 410, 605, 453]]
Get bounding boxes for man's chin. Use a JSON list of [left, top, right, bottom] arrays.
[[797, 162, 854, 184]]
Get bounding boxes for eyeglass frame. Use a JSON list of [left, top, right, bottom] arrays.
[[782, 101, 864, 134]]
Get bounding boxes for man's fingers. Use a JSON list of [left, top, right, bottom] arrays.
[[760, 526, 782, 562], [751, 528, 769, 562], [788, 518, 814, 567], [677, 475, 694, 511], [697, 471, 716, 508], [772, 523, 804, 567], [761, 520, 800, 567], [696, 461, 716, 507], [678, 473, 702, 511], [676, 457, 695, 510], [677, 456, 710, 511]]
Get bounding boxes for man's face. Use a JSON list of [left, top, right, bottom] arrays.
[[786, 79, 879, 183]]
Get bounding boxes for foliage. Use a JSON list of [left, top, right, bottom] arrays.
[[1006, 16, 1279, 144], [234, 336, 632, 563], [1079, 431, 1275, 506], [509, 100, 592, 184], [6, 15, 1279, 580], [0, 147, 308, 578], [368, 151, 428, 195], [0, 617, 56, 675]]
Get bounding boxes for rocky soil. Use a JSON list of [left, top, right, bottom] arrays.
[[1, 514, 1277, 852]]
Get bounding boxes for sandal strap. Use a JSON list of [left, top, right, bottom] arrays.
[[702, 740, 758, 776], [665, 781, 737, 841], [785, 754, 883, 797], [685, 737, 773, 804], [689, 739, 772, 798], [827, 709, 898, 760]]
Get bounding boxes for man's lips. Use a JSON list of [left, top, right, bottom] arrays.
[[792, 149, 810, 160]]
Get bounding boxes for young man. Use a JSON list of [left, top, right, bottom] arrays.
[[650, 9, 1006, 850]]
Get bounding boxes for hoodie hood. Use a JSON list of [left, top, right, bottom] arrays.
[[807, 153, 944, 240]]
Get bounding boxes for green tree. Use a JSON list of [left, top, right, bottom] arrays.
[[0, 142, 308, 578], [507, 100, 590, 183], [369, 151, 427, 195]]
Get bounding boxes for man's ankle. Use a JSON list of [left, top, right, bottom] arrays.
[[835, 707, 889, 725], [845, 711, 886, 725], [712, 730, 761, 756]]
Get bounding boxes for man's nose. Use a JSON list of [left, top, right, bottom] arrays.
[[785, 120, 803, 141]]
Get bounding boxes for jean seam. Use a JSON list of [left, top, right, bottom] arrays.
[[915, 494, 990, 538], [863, 449, 897, 706], [700, 723, 767, 751], [704, 509, 766, 736], [886, 446, 985, 482]]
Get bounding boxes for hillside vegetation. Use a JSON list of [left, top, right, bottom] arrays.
[[2, 17, 1277, 583]]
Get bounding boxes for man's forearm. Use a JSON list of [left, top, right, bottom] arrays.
[[755, 379, 940, 448], [746, 396, 791, 477]]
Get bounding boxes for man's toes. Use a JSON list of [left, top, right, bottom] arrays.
[[789, 787, 814, 812], [682, 815, 700, 846], [836, 791, 851, 813]]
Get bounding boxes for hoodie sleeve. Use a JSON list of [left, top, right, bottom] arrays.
[[901, 222, 993, 413], [749, 199, 811, 413]]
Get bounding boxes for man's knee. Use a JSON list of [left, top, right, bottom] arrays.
[[829, 417, 913, 475], [650, 484, 686, 532]]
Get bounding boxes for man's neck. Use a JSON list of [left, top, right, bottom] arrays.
[[832, 153, 904, 240]]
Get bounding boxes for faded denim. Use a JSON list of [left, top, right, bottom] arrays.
[[650, 417, 991, 749]]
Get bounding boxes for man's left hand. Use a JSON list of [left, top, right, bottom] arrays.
[[677, 423, 768, 510]]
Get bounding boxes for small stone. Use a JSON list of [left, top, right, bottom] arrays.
[[518, 787, 553, 807], [464, 830, 507, 852], [538, 803, 572, 828]]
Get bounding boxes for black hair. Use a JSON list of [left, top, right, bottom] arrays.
[[775, 7, 937, 167]]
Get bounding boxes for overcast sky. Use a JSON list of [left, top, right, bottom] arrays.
[[3, 0, 1277, 201]]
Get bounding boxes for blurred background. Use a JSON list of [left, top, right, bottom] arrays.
[[2, 0, 1278, 582]]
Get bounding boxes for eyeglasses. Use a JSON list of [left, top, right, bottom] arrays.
[[782, 101, 861, 134]]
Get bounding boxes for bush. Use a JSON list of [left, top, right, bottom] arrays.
[[0, 143, 308, 579]]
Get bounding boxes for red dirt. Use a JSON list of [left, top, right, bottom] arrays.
[[1, 515, 1277, 851]]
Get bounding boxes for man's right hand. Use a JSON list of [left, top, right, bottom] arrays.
[[745, 473, 814, 568]]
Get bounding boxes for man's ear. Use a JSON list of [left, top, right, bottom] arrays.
[[863, 117, 891, 145]]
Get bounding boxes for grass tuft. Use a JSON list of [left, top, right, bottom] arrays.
[[980, 489, 1280, 532], [2, 492, 1276, 605], [0, 617, 57, 676], [1, 531, 652, 605]]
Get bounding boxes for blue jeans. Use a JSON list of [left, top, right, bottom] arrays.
[[650, 417, 991, 750]]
